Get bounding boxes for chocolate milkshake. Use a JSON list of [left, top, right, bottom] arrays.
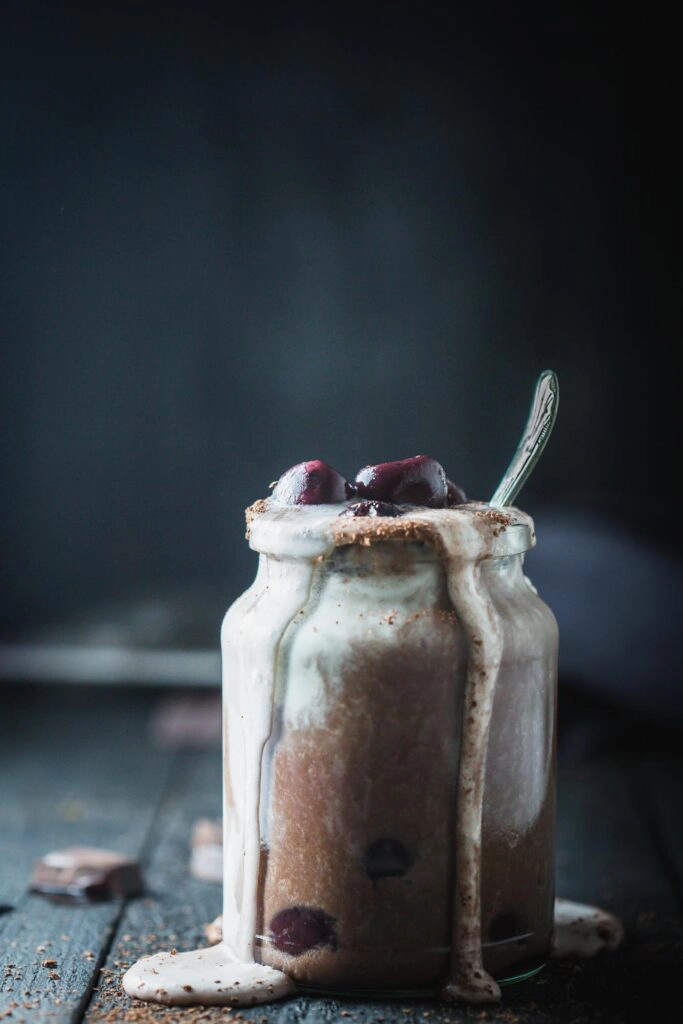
[[124, 455, 615, 1009], [243, 487, 557, 999]]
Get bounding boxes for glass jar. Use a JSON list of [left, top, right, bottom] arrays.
[[221, 505, 557, 997]]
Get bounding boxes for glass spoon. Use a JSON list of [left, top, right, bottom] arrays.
[[489, 369, 559, 507]]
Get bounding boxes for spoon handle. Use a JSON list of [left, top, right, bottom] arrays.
[[489, 370, 559, 508]]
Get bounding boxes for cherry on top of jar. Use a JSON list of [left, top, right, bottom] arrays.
[[271, 460, 355, 505], [270, 456, 467, 512]]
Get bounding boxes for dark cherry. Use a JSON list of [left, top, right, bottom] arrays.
[[269, 906, 337, 955], [363, 837, 414, 882], [354, 456, 447, 508], [272, 460, 354, 505], [446, 479, 467, 506], [339, 500, 402, 518]]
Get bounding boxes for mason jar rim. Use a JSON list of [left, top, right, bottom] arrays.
[[248, 503, 534, 561]]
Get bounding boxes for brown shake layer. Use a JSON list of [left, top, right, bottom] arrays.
[[257, 728, 554, 990], [257, 607, 460, 990], [481, 783, 555, 979]]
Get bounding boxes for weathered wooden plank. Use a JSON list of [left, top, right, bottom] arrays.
[[4, 685, 680, 1024], [85, 742, 683, 1024], [0, 686, 176, 1023], [84, 749, 223, 1023]]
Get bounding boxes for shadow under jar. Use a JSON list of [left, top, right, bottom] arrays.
[[222, 512, 557, 997]]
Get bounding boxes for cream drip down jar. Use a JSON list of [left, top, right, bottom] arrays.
[[124, 456, 560, 1006]]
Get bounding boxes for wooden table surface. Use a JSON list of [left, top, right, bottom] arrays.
[[1, 684, 681, 1024]]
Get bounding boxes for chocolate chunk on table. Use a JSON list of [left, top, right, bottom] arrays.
[[189, 818, 223, 884], [32, 846, 143, 901], [205, 913, 223, 944]]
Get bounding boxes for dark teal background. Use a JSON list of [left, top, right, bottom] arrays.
[[1, 5, 678, 632]]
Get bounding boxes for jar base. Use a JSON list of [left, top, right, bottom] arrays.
[[499, 960, 546, 986], [296, 960, 546, 999]]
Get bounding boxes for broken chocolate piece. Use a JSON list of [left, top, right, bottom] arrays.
[[189, 819, 223, 884], [205, 913, 223, 945], [31, 846, 143, 901]]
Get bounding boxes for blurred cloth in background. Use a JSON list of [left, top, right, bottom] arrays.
[[528, 513, 682, 725]]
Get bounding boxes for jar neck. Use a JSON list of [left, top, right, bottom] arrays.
[[263, 542, 528, 573], [326, 540, 440, 576], [260, 544, 528, 593]]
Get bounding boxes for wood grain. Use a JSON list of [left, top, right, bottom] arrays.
[[0, 687, 175, 1023], [2, 686, 682, 1024]]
